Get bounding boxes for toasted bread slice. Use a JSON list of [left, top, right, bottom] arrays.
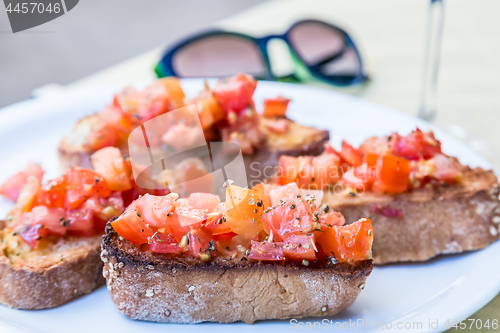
[[101, 225, 372, 324], [324, 167, 500, 264], [0, 221, 104, 309], [58, 116, 329, 183]]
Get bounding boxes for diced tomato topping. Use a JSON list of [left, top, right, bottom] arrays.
[[374, 155, 410, 194], [202, 205, 232, 235], [278, 155, 301, 185], [148, 232, 182, 254], [188, 193, 220, 212], [193, 89, 224, 129], [16, 175, 41, 213], [390, 128, 442, 160], [91, 147, 132, 192], [268, 182, 300, 206], [64, 168, 112, 210], [283, 234, 317, 261], [212, 73, 257, 113], [212, 232, 237, 240], [86, 120, 119, 151], [248, 241, 284, 261], [278, 154, 339, 189], [431, 154, 462, 182], [261, 197, 315, 241], [224, 185, 264, 242], [19, 206, 66, 237], [187, 228, 213, 257], [319, 211, 345, 227], [0, 162, 44, 202], [340, 141, 363, 167], [36, 176, 66, 208], [262, 96, 290, 117], [159, 77, 185, 109], [135, 194, 175, 228], [65, 208, 95, 237], [316, 219, 373, 262], [111, 205, 154, 244], [175, 205, 205, 229]]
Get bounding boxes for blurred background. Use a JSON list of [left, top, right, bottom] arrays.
[[0, 0, 264, 107]]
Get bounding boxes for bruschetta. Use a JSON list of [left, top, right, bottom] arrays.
[[58, 74, 329, 183], [102, 185, 373, 324], [271, 129, 500, 264], [0, 147, 168, 309]]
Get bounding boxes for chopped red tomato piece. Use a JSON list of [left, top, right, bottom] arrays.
[[110, 205, 154, 244], [65, 208, 95, 237], [20, 206, 66, 237], [283, 234, 317, 261], [431, 154, 462, 183], [16, 175, 41, 213], [248, 241, 284, 261], [188, 193, 220, 212], [80, 192, 124, 230], [64, 168, 112, 210], [390, 129, 442, 160], [148, 232, 182, 254], [36, 175, 66, 208], [261, 197, 315, 241], [187, 228, 213, 258], [319, 211, 345, 227], [268, 183, 300, 206], [0, 162, 44, 202], [340, 141, 363, 167], [224, 185, 264, 241], [193, 89, 224, 129], [212, 73, 257, 113], [316, 218, 373, 262], [159, 77, 185, 109], [175, 205, 205, 229], [135, 194, 175, 228], [278, 155, 301, 185], [262, 96, 290, 117], [202, 204, 232, 235], [374, 155, 410, 194], [91, 147, 132, 192]]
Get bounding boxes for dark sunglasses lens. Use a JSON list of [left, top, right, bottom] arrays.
[[289, 22, 360, 81], [172, 35, 266, 78]]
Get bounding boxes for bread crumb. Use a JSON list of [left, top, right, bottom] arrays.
[[108, 263, 114, 270], [107, 285, 111, 291], [492, 216, 500, 224], [165, 310, 171, 317], [321, 306, 327, 312], [490, 226, 498, 236], [113, 271, 120, 278], [147, 265, 154, 270], [172, 267, 178, 274], [188, 286, 195, 292], [145, 289, 154, 297], [359, 283, 365, 289]]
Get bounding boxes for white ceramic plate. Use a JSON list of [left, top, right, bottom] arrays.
[[0, 80, 499, 333]]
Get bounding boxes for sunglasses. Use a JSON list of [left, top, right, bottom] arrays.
[[155, 19, 368, 87]]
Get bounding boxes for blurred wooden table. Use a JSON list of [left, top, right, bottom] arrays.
[[63, 0, 500, 328]]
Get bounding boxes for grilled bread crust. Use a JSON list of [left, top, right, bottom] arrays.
[[324, 166, 500, 264], [101, 225, 372, 324], [0, 227, 105, 309]]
